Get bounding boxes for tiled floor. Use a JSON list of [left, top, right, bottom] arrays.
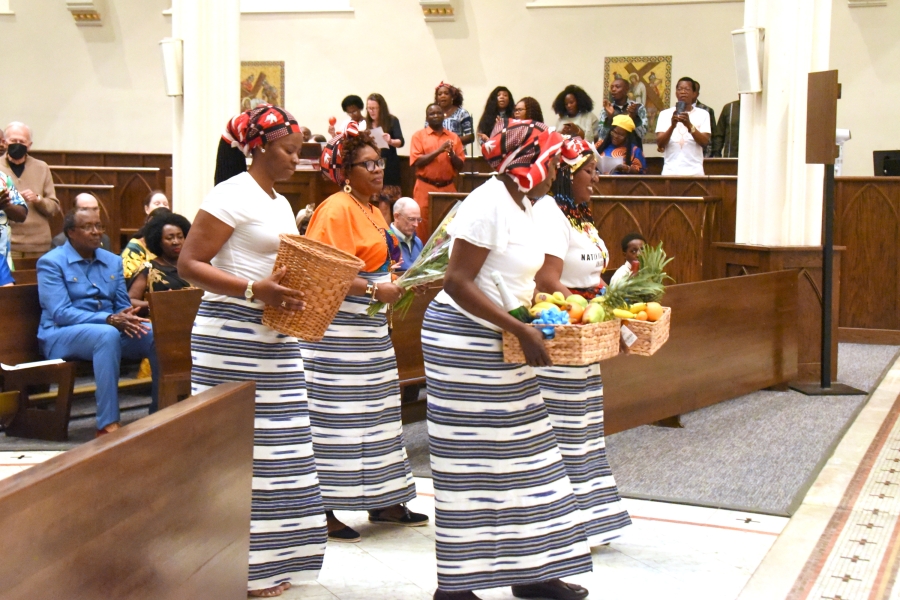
[[4, 350, 898, 600]]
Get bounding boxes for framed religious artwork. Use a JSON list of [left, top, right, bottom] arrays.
[[603, 56, 672, 143], [240, 61, 285, 111]]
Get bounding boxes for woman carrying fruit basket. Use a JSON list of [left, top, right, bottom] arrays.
[[300, 122, 425, 544], [532, 136, 632, 547], [422, 120, 592, 600]]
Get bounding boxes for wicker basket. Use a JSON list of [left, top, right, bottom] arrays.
[[502, 319, 621, 366], [261, 234, 365, 342], [620, 306, 671, 356]]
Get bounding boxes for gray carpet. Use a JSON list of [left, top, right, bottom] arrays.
[[401, 343, 900, 517]]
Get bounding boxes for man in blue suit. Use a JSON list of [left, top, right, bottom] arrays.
[[37, 209, 159, 437]]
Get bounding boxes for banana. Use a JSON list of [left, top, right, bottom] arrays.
[[529, 302, 557, 318], [613, 308, 635, 320], [552, 291, 566, 305], [629, 302, 647, 314], [534, 292, 555, 305]]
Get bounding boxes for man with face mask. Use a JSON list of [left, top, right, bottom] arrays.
[[0, 122, 60, 258]]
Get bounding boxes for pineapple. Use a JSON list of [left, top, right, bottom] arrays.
[[638, 241, 675, 288], [599, 241, 673, 315]]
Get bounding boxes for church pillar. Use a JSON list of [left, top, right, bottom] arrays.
[[170, 0, 240, 220], [735, 0, 833, 245]]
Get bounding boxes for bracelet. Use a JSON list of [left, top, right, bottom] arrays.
[[369, 283, 379, 302], [364, 282, 376, 300]]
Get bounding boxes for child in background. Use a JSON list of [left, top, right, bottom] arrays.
[[610, 232, 646, 286]]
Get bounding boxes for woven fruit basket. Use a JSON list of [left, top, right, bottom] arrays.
[[502, 319, 620, 366], [619, 306, 671, 356], [261, 234, 364, 342]]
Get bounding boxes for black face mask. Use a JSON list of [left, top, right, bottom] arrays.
[[6, 143, 27, 160]]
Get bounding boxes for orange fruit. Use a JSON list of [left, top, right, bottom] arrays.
[[566, 303, 585, 322], [645, 302, 664, 322], [635, 311, 648, 321]]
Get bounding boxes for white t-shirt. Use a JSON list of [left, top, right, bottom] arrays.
[[198, 171, 300, 305], [656, 106, 711, 176], [435, 176, 545, 331], [609, 261, 634, 287], [532, 196, 609, 289]]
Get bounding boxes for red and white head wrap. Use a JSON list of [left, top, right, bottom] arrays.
[[320, 120, 361, 184], [222, 104, 300, 157], [480, 119, 564, 192], [560, 136, 597, 173]]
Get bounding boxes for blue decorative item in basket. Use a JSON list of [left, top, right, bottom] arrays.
[[531, 305, 570, 339]]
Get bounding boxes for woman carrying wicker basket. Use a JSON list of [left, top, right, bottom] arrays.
[[423, 120, 592, 600], [300, 122, 425, 544], [178, 105, 325, 598], [532, 137, 632, 548]]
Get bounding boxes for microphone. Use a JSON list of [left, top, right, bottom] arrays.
[[675, 101, 686, 114]]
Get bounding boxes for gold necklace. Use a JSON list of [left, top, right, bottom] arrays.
[[346, 192, 390, 262]]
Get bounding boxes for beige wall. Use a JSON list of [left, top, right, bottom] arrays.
[[0, 0, 172, 153], [0, 0, 895, 175]]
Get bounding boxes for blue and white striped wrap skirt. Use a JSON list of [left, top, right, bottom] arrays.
[[190, 300, 327, 591], [535, 363, 631, 546], [422, 300, 593, 592], [299, 271, 416, 511]]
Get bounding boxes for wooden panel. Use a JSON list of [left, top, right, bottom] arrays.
[[52, 184, 120, 253], [391, 286, 441, 388], [594, 175, 738, 244], [603, 271, 798, 435], [592, 196, 720, 284], [148, 288, 205, 410], [806, 70, 840, 165], [428, 193, 467, 236], [0, 284, 43, 365], [0, 382, 255, 600], [274, 170, 340, 216], [714, 244, 842, 381], [839, 327, 900, 345], [834, 178, 900, 332]]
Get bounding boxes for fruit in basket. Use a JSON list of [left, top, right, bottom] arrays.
[[582, 303, 605, 324], [612, 308, 635, 320], [566, 302, 585, 322], [529, 302, 557, 318], [646, 302, 664, 322], [566, 294, 588, 308], [629, 302, 647, 314], [535, 291, 567, 307], [635, 311, 648, 321]]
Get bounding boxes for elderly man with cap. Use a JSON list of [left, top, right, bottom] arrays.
[[423, 119, 592, 600], [388, 197, 424, 271], [0, 121, 60, 257], [51, 193, 112, 251], [597, 76, 649, 144], [595, 114, 647, 174]]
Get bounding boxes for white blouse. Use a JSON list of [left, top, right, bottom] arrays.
[[435, 176, 545, 331], [533, 195, 609, 290]]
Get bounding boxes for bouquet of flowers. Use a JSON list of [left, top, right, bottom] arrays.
[[367, 201, 462, 318]]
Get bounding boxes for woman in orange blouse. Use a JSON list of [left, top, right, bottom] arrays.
[[301, 123, 426, 543]]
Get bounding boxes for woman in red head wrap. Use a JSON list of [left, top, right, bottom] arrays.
[[422, 120, 592, 600], [299, 122, 426, 544], [178, 104, 324, 597], [532, 136, 632, 550]]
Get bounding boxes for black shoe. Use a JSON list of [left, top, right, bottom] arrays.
[[327, 526, 361, 543], [368, 504, 429, 526], [511, 579, 589, 600], [433, 590, 483, 600]]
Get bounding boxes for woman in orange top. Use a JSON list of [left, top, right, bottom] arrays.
[[301, 123, 426, 543]]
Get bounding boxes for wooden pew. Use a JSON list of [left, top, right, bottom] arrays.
[[11, 269, 37, 284], [0, 284, 77, 441], [148, 288, 204, 410], [391, 286, 440, 404], [602, 270, 798, 434], [275, 170, 340, 216], [0, 381, 255, 600]]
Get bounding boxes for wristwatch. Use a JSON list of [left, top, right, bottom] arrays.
[[244, 280, 255, 302]]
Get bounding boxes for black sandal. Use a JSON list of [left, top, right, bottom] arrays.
[[327, 525, 361, 543], [511, 579, 589, 600], [368, 504, 429, 526]]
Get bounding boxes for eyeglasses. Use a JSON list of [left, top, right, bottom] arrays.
[[403, 215, 423, 223], [77, 223, 106, 233], [350, 158, 386, 172]]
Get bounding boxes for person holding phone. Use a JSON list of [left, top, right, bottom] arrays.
[[423, 120, 592, 600], [655, 77, 711, 176]]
